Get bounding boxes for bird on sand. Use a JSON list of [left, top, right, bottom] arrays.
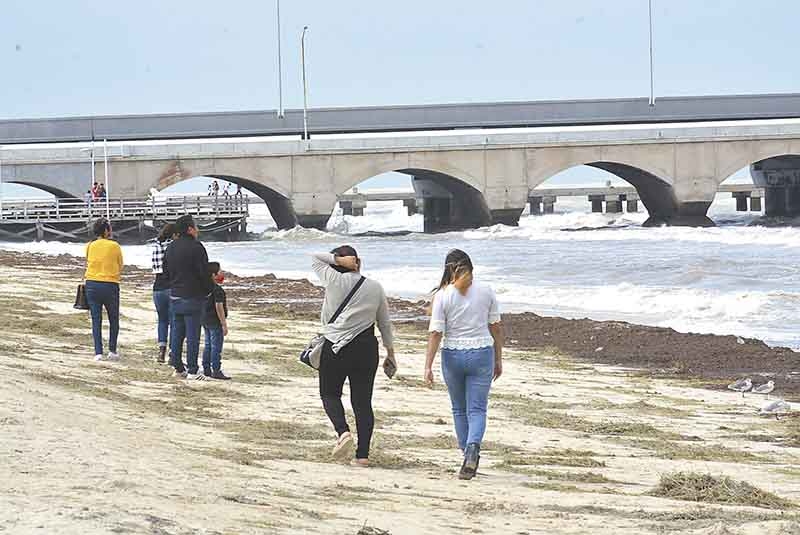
[[752, 380, 775, 397], [727, 378, 752, 397], [758, 399, 791, 420]]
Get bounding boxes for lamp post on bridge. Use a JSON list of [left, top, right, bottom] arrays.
[[648, 0, 655, 107], [276, 0, 284, 118], [0, 146, 4, 219], [301, 25, 310, 141]]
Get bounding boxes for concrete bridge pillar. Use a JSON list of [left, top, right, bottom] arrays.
[[750, 191, 762, 212], [403, 198, 421, 216], [528, 196, 542, 215], [542, 196, 556, 214], [626, 193, 640, 213], [733, 192, 749, 212], [605, 195, 622, 214]]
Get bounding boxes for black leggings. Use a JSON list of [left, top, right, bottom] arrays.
[[319, 327, 379, 459]]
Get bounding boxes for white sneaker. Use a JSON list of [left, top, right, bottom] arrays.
[[93, 354, 106, 361], [186, 373, 206, 381], [107, 352, 120, 361], [172, 369, 188, 379]]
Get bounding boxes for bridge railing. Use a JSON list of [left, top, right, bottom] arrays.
[[0, 195, 249, 223]]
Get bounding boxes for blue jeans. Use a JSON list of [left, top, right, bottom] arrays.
[[85, 281, 120, 356], [441, 346, 494, 451], [202, 325, 224, 373], [170, 297, 204, 374], [152, 289, 172, 347]]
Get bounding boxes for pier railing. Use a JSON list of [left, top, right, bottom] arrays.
[[0, 195, 249, 224]]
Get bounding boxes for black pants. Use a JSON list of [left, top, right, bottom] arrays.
[[319, 327, 379, 459]]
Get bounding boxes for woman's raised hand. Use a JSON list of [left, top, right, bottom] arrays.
[[336, 255, 359, 271]]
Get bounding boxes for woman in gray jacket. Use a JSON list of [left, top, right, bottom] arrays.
[[312, 246, 396, 467]]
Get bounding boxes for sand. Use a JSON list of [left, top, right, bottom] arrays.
[[1, 250, 800, 535]]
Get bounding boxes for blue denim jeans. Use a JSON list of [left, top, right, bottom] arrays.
[[202, 325, 224, 373], [85, 281, 120, 356], [152, 289, 172, 348], [169, 296, 204, 374], [441, 346, 494, 451]]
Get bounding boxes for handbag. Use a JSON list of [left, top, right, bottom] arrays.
[[74, 240, 94, 311], [300, 276, 366, 369], [74, 283, 89, 310]]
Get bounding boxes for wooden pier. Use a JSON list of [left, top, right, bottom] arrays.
[[0, 195, 249, 241]]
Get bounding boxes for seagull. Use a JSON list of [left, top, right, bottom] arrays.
[[727, 378, 752, 397], [752, 380, 775, 398], [758, 399, 791, 420]]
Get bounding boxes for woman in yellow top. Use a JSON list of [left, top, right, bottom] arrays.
[[84, 218, 124, 361]]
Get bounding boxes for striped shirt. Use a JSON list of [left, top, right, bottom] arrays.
[[151, 239, 170, 274]]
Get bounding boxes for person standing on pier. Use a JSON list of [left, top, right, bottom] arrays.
[[151, 223, 176, 364], [84, 218, 123, 361], [424, 249, 504, 480], [165, 215, 213, 380]]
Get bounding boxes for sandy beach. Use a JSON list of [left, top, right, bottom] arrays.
[[2, 249, 800, 535]]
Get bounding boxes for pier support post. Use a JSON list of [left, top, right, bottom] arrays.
[[604, 195, 622, 214], [340, 201, 353, 216], [528, 196, 542, 215], [750, 192, 762, 212], [36, 221, 44, 241], [733, 192, 749, 212], [626, 193, 640, 213], [589, 195, 603, 213], [542, 196, 556, 214], [403, 198, 418, 216]]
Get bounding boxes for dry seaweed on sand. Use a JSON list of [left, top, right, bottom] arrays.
[[357, 524, 390, 535], [650, 472, 795, 510]]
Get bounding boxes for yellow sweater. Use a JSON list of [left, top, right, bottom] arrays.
[[85, 238, 123, 283]]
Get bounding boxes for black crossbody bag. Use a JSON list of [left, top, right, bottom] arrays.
[[299, 276, 366, 370]]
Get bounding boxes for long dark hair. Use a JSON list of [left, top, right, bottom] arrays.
[[435, 249, 473, 291], [158, 223, 175, 243], [92, 218, 111, 238]]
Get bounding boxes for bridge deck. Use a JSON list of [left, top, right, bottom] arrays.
[[2, 93, 800, 144]]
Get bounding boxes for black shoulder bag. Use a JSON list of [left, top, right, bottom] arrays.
[[299, 276, 366, 369]]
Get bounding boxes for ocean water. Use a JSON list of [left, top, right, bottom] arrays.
[[6, 193, 800, 350]]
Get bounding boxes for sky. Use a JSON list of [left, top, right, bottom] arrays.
[[0, 0, 792, 195]]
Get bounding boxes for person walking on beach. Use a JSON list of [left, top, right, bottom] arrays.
[[84, 218, 123, 361], [151, 223, 176, 364], [201, 261, 230, 380], [165, 215, 212, 380], [424, 249, 503, 480], [312, 247, 396, 467]]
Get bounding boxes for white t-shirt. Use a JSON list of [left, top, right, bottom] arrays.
[[429, 280, 501, 350]]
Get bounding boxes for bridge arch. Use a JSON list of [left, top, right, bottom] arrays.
[[531, 161, 690, 226], [157, 173, 297, 230], [7, 181, 77, 199], [338, 164, 491, 232]]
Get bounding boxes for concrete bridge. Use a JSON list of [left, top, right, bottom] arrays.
[[2, 120, 800, 231]]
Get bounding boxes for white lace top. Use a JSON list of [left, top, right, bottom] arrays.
[[429, 280, 501, 350]]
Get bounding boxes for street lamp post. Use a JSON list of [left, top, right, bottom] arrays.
[[0, 146, 4, 220], [103, 139, 110, 219], [276, 0, 284, 118], [648, 0, 655, 107], [301, 25, 310, 141]]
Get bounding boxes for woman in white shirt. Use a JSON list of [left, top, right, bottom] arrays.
[[424, 249, 503, 480]]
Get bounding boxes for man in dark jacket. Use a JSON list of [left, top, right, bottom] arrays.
[[164, 215, 213, 379]]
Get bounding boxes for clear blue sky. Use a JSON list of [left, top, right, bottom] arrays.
[[1, 0, 796, 118], [0, 0, 790, 195]]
